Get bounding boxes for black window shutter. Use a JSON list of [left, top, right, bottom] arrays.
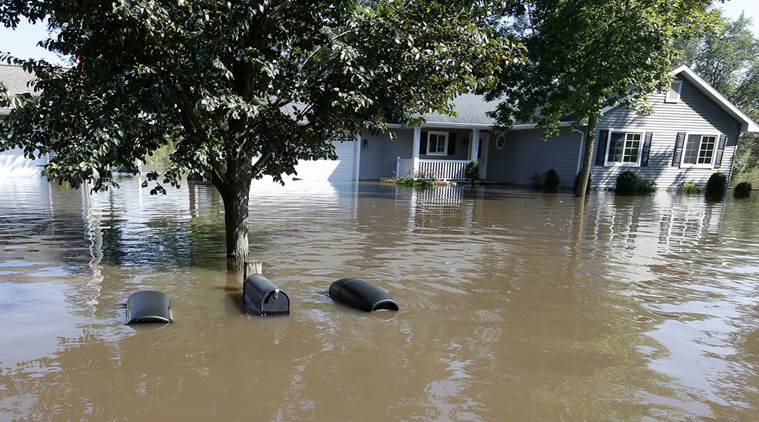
[[641, 132, 653, 167], [420, 131, 428, 155], [595, 130, 609, 166], [448, 132, 456, 155], [714, 134, 727, 168], [672, 132, 686, 167]]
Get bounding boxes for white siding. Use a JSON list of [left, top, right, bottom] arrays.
[[591, 76, 743, 189], [292, 140, 357, 181], [0, 147, 48, 178]]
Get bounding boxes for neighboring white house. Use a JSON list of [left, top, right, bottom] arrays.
[[3, 64, 758, 188], [0, 65, 49, 178]]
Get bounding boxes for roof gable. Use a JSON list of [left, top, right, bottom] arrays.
[[671, 65, 759, 133], [0, 65, 37, 116]]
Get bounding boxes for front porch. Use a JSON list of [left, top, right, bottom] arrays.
[[394, 127, 489, 181]]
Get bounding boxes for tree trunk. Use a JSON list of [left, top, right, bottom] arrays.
[[220, 178, 252, 264], [575, 114, 598, 197]]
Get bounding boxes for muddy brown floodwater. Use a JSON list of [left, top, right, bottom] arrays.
[[1, 177, 759, 421]]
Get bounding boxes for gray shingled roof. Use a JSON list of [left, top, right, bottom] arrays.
[[422, 93, 497, 126], [0, 65, 37, 115], [0, 65, 502, 126]]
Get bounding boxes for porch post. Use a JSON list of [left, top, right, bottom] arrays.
[[354, 133, 362, 182], [480, 133, 489, 180], [412, 127, 421, 175], [469, 129, 480, 161]]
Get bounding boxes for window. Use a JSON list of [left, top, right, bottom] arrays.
[[606, 131, 643, 166], [427, 131, 448, 156], [666, 80, 683, 103], [682, 134, 717, 167]]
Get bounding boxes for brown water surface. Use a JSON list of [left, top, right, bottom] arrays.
[[1, 177, 759, 421]]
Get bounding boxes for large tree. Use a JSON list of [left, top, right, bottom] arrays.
[[486, 0, 718, 196], [0, 0, 520, 263]]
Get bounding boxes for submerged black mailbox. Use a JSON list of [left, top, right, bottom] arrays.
[[244, 274, 290, 316], [126, 291, 172, 324], [329, 278, 399, 312]]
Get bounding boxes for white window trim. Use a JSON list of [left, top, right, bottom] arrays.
[[604, 129, 646, 168], [680, 132, 720, 168], [665, 80, 683, 103], [426, 131, 449, 156]]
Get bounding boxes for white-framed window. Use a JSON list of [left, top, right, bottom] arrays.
[[666, 80, 683, 103], [681, 133, 718, 167], [426, 131, 449, 156], [605, 130, 644, 167]]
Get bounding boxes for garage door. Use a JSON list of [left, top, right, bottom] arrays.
[[292, 140, 357, 182]]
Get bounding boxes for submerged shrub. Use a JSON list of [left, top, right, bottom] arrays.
[[543, 169, 560, 193], [734, 181, 752, 198], [639, 178, 657, 193], [465, 160, 479, 183], [615, 171, 640, 195], [396, 176, 435, 189], [682, 181, 702, 194], [616, 171, 655, 195], [705, 172, 727, 200]]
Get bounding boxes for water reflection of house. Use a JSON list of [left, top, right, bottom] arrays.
[[580, 193, 725, 265]]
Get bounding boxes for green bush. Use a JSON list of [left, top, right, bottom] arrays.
[[734, 181, 752, 198], [465, 160, 479, 183], [396, 175, 435, 189], [615, 171, 655, 195], [705, 172, 727, 200], [639, 178, 657, 193], [682, 181, 702, 194], [615, 171, 640, 195], [543, 169, 560, 193], [574, 173, 591, 195]]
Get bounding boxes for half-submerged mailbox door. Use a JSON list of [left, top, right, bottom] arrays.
[[126, 291, 172, 324], [329, 278, 399, 312], [244, 275, 290, 316]]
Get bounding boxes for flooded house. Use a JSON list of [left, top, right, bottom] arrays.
[[3, 64, 758, 189], [352, 65, 759, 189]]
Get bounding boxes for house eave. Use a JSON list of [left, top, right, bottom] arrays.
[[385, 121, 575, 131], [671, 65, 759, 133], [601, 65, 759, 133]]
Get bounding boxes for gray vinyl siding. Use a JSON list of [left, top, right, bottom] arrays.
[[358, 129, 414, 180], [486, 128, 583, 188], [419, 128, 471, 160], [591, 76, 743, 189]]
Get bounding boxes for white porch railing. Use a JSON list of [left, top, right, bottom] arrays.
[[396, 157, 469, 181]]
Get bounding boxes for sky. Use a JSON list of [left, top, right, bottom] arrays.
[[0, 1, 757, 66]]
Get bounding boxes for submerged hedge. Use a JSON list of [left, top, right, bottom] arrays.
[[616, 171, 656, 195], [705, 172, 727, 200], [734, 181, 752, 198]]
